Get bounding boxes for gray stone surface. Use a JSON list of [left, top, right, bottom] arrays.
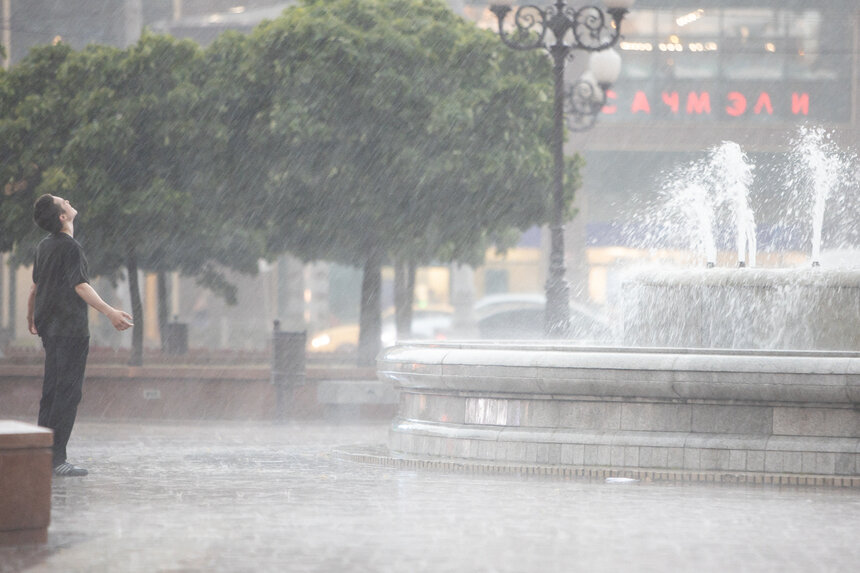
[[381, 343, 860, 478], [382, 344, 860, 405], [392, 422, 859, 476], [558, 402, 622, 430], [747, 450, 766, 472], [692, 405, 772, 435], [773, 407, 860, 437], [729, 450, 747, 471], [621, 403, 692, 432], [315, 379, 399, 405]]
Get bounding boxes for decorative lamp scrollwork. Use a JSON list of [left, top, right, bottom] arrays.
[[489, 2, 634, 337]]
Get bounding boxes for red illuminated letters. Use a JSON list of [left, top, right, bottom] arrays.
[[605, 89, 814, 118], [726, 92, 746, 117], [754, 92, 773, 115], [662, 92, 680, 114], [792, 93, 810, 115], [631, 91, 651, 114], [686, 92, 711, 114], [603, 89, 617, 114]]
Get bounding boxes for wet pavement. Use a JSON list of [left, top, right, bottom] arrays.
[[2, 420, 859, 573]]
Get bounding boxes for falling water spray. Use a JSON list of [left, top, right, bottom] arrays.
[[665, 181, 717, 267]]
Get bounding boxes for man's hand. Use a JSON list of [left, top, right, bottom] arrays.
[[107, 308, 134, 331], [74, 282, 133, 332], [28, 319, 38, 336]]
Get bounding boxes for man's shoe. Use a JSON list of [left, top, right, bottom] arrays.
[[53, 462, 88, 477]]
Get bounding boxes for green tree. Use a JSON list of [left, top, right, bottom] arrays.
[[246, 0, 565, 364], [0, 1, 581, 368], [61, 34, 272, 364], [1, 35, 267, 364]]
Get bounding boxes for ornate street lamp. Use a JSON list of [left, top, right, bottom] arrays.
[[490, 1, 633, 337]]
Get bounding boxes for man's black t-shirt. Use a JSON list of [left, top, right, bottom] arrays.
[[32, 233, 90, 338]]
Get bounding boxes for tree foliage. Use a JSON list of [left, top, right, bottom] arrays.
[[238, 0, 563, 362], [0, 0, 581, 365], [244, 0, 559, 263]]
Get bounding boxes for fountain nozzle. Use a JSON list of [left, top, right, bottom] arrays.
[[812, 261, 820, 267], [737, 261, 746, 268]]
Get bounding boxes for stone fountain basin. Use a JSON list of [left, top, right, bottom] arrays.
[[379, 342, 860, 482]]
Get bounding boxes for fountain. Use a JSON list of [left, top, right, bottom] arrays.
[[623, 132, 859, 351], [377, 128, 860, 486]]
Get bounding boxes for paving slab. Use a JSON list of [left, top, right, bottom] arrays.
[[0, 420, 858, 573]]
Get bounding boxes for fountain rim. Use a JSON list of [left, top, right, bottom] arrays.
[[621, 267, 860, 288], [380, 340, 860, 360]]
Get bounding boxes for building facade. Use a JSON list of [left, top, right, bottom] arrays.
[[466, 0, 860, 305]]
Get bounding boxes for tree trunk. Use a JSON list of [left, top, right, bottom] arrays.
[[357, 250, 382, 367], [127, 247, 144, 366], [394, 259, 415, 338], [157, 271, 169, 352], [7, 264, 16, 340], [277, 254, 305, 330]]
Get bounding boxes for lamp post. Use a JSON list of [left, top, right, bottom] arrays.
[[490, 1, 633, 337]]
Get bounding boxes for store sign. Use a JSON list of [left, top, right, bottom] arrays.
[[598, 83, 849, 122], [602, 90, 809, 116]]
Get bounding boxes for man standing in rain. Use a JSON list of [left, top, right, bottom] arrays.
[[27, 194, 133, 477]]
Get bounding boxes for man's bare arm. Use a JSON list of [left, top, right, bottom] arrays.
[[74, 282, 133, 331], [27, 283, 37, 335]]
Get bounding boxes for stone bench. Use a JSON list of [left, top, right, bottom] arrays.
[[0, 420, 52, 545]]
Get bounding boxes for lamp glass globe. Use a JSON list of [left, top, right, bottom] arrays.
[[589, 48, 622, 85]]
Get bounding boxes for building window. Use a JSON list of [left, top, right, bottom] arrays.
[[618, 6, 848, 83]]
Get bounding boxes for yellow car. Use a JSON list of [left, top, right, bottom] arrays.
[[308, 305, 454, 353]]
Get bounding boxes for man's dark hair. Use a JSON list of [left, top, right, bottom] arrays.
[[33, 194, 63, 234]]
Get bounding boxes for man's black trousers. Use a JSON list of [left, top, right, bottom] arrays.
[[39, 336, 89, 467]]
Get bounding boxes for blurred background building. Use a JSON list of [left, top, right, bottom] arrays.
[[1, 0, 858, 350]]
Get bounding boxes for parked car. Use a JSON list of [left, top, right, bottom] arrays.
[[474, 293, 612, 342], [308, 305, 453, 353]]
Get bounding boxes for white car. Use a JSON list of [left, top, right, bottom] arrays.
[[474, 293, 612, 342]]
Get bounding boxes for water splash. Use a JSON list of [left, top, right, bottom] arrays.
[[663, 181, 716, 265]]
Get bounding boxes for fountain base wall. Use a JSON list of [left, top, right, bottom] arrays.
[[379, 343, 860, 484], [621, 269, 860, 351]]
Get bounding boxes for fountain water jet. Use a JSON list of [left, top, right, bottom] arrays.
[[649, 141, 758, 268], [709, 142, 757, 267], [790, 126, 854, 266]]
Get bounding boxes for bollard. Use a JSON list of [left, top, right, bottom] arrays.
[[271, 320, 306, 420], [163, 318, 188, 355]]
